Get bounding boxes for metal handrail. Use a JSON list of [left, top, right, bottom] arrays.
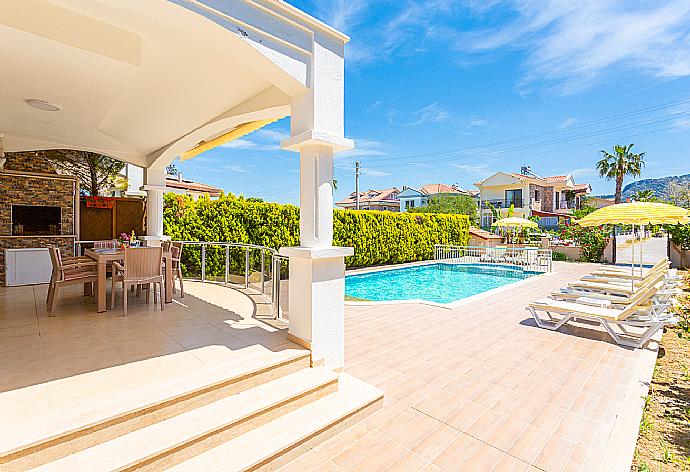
[[75, 239, 286, 319], [174, 241, 284, 319], [434, 244, 553, 272]]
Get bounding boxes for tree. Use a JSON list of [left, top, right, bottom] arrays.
[[408, 195, 478, 224], [166, 164, 179, 176], [668, 182, 690, 208], [631, 190, 658, 202], [596, 144, 645, 203], [44, 149, 125, 196]]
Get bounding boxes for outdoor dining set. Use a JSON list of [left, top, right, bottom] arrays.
[[46, 241, 185, 315]]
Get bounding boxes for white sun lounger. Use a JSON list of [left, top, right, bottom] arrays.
[[552, 286, 681, 306], [591, 258, 669, 278], [528, 285, 676, 348]]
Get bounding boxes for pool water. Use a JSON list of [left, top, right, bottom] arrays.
[[345, 263, 538, 305]]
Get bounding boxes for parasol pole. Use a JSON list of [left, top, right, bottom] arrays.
[[630, 224, 635, 293]]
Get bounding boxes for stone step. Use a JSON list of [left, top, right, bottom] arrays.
[[28, 367, 339, 472], [169, 374, 383, 472], [1, 348, 310, 470]]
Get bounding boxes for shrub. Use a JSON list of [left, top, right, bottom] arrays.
[[559, 223, 610, 263], [163, 194, 470, 275], [669, 223, 690, 250], [552, 251, 570, 262]]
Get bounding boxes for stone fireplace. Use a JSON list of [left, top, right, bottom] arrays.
[[0, 152, 78, 286]]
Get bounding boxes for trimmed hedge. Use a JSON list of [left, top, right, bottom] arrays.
[[163, 193, 470, 275]]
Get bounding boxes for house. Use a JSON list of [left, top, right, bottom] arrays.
[[398, 183, 477, 211], [475, 166, 592, 228], [335, 188, 400, 211], [165, 174, 223, 199], [112, 164, 222, 200]]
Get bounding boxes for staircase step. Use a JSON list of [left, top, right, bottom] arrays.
[[169, 374, 383, 472], [29, 367, 338, 472], [1, 348, 310, 470]]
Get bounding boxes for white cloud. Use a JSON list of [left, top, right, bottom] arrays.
[[254, 128, 290, 142], [468, 118, 488, 127], [460, 0, 690, 93], [336, 138, 389, 160], [560, 117, 579, 129], [220, 139, 255, 149], [224, 164, 247, 173], [389, 102, 451, 127], [362, 168, 391, 177], [453, 163, 490, 174], [570, 167, 597, 178]]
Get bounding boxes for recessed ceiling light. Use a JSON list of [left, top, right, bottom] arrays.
[[25, 99, 61, 112]]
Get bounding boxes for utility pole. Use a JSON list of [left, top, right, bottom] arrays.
[[355, 161, 360, 210]]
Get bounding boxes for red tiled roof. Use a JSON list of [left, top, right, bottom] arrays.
[[420, 183, 460, 195], [542, 175, 568, 183], [336, 188, 400, 205], [166, 176, 223, 197], [573, 183, 591, 191], [469, 227, 502, 240]]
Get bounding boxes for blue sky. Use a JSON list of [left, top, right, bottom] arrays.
[[176, 0, 690, 204]]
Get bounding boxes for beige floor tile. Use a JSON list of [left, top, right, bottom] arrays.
[[378, 407, 442, 450], [411, 423, 461, 462], [331, 430, 409, 472]]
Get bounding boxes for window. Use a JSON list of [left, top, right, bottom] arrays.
[[505, 189, 523, 207], [534, 190, 540, 201], [539, 217, 558, 228], [405, 200, 415, 209]]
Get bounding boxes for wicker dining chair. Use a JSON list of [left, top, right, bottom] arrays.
[[47, 246, 99, 315], [93, 240, 118, 249], [170, 242, 184, 298], [110, 247, 164, 316]]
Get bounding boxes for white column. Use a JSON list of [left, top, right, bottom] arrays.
[[140, 166, 170, 247], [281, 135, 354, 370]]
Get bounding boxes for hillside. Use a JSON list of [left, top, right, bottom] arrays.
[[622, 174, 690, 200]]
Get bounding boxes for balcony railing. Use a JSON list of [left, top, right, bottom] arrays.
[[434, 244, 552, 272], [481, 199, 524, 209]]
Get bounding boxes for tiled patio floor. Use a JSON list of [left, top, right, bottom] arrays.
[[280, 261, 656, 472], [0, 262, 656, 471], [0, 280, 296, 425]]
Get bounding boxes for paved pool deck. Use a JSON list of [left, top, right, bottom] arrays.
[[281, 261, 659, 472]]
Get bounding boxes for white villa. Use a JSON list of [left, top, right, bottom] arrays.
[[0, 3, 672, 471], [475, 166, 592, 228]]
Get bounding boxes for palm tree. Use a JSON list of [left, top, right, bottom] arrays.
[[596, 144, 645, 203]]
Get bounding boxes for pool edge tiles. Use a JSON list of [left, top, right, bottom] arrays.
[[345, 262, 550, 310]]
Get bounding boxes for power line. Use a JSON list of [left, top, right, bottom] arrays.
[[356, 97, 690, 166]]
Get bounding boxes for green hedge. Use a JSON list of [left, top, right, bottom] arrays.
[[163, 194, 470, 276]]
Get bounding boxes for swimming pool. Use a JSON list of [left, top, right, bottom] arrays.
[[345, 263, 539, 305]]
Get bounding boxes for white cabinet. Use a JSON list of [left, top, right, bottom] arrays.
[[5, 248, 53, 286]]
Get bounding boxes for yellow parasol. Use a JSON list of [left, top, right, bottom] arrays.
[[491, 217, 539, 229], [575, 202, 689, 227], [492, 217, 539, 249], [576, 202, 689, 290]]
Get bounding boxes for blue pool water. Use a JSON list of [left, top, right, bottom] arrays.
[[345, 263, 538, 304]]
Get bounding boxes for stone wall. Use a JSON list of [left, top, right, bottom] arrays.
[[0, 153, 77, 285], [4, 151, 59, 174], [0, 174, 75, 236], [529, 184, 555, 211]]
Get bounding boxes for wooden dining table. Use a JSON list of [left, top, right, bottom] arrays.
[[85, 248, 173, 313]]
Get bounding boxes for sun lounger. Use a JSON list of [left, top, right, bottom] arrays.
[[591, 258, 669, 278], [568, 270, 670, 296], [583, 265, 679, 284], [527, 285, 676, 348], [552, 286, 681, 306]]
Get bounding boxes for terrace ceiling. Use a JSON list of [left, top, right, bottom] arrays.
[[0, 0, 311, 167]]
